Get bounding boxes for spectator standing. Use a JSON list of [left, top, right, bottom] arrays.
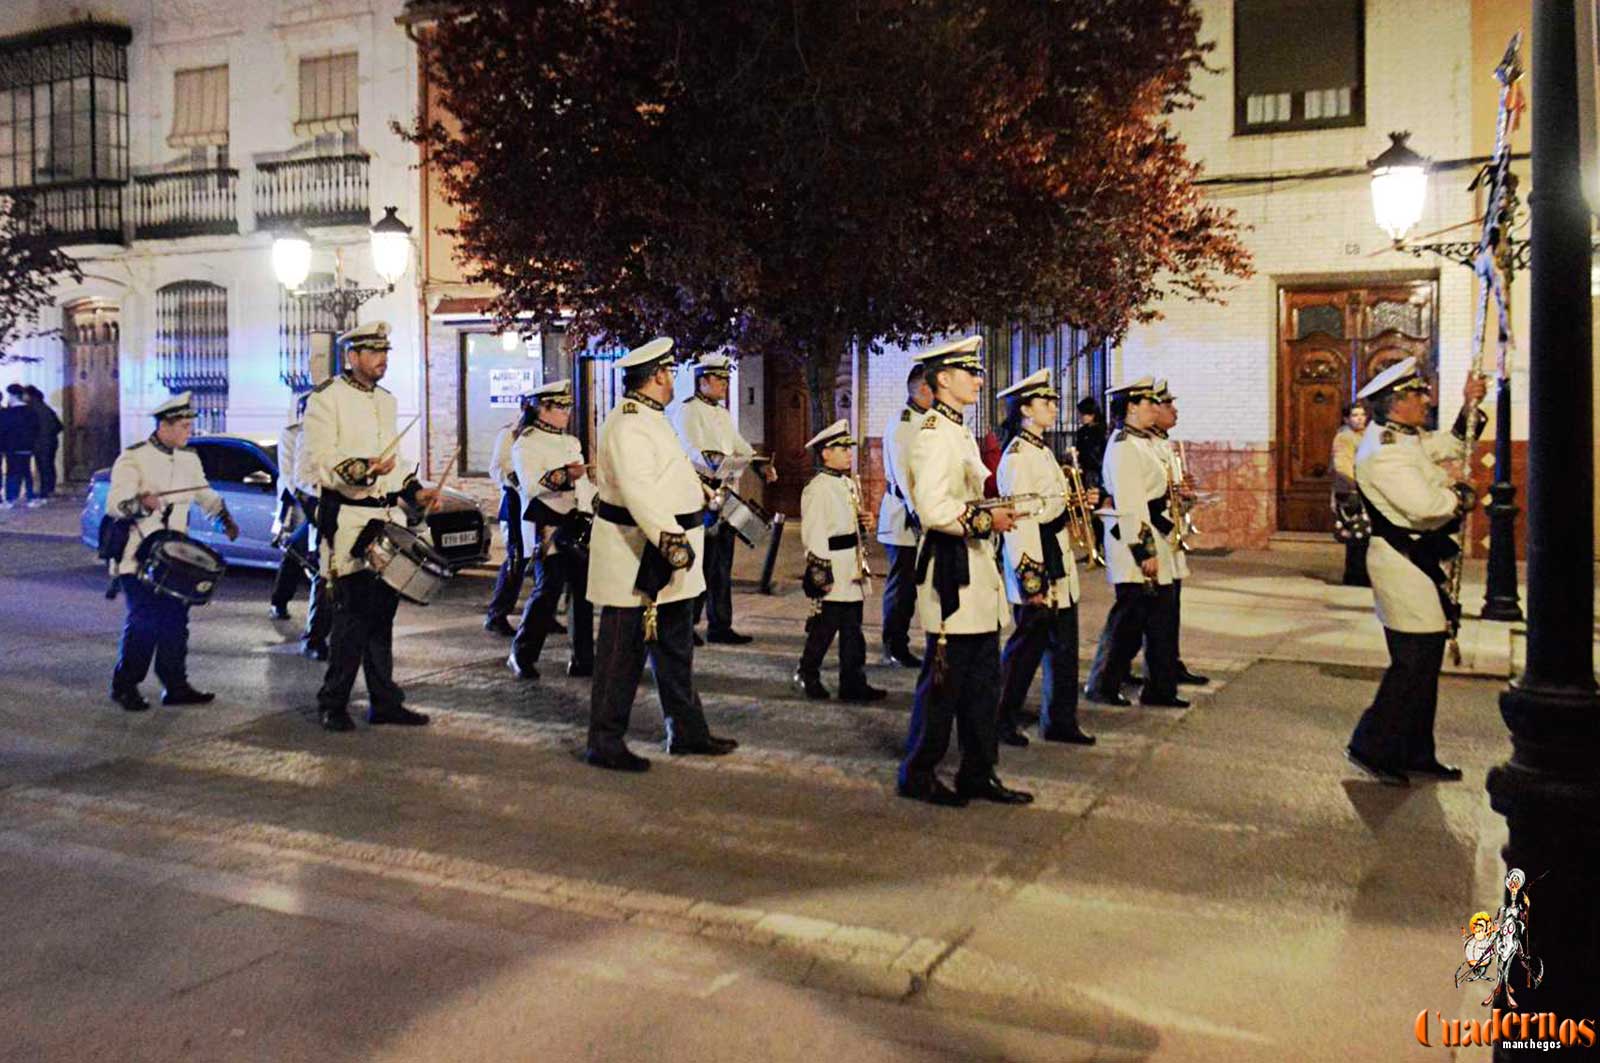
[[0, 384, 36, 508], [25, 386, 61, 503]]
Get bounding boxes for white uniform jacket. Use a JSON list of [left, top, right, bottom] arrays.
[[277, 422, 303, 499], [801, 469, 866, 604], [875, 402, 923, 547], [511, 422, 591, 550], [906, 401, 1008, 635], [106, 437, 229, 576], [1149, 431, 1190, 581], [671, 395, 753, 483], [997, 430, 1081, 607], [587, 393, 708, 608], [488, 421, 518, 494], [1100, 426, 1176, 586], [1355, 415, 1480, 633], [302, 374, 416, 578]]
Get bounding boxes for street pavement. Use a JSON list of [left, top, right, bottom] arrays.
[[0, 497, 1563, 1062]]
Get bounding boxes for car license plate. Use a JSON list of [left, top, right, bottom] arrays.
[[440, 530, 478, 548]]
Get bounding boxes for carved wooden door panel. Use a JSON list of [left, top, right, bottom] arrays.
[[763, 357, 812, 516], [1276, 282, 1436, 532], [63, 300, 121, 482]]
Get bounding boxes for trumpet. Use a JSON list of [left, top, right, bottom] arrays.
[[1063, 447, 1105, 567], [1165, 440, 1217, 550]]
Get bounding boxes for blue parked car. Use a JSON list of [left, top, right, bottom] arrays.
[[81, 434, 489, 572]]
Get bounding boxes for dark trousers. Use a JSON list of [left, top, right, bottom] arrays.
[[34, 441, 56, 497], [486, 506, 526, 621], [587, 598, 712, 756], [317, 571, 405, 714], [270, 520, 312, 607], [3, 450, 33, 502], [1085, 582, 1178, 701], [1343, 538, 1371, 587], [999, 603, 1081, 736], [694, 525, 737, 633], [799, 600, 868, 689], [1349, 628, 1447, 770], [270, 510, 330, 645], [512, 548, 594, 667], [880, 543, 918, 653], [899, 632, 999, 792], [112, 575, 190, 695]]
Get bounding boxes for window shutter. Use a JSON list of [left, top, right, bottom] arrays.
[[1235, 0, 1362, 97], [167, 65, 229, 148], [294, 53, 358, 138]]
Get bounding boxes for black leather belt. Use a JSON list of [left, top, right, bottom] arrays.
[[827, 532, 859, 550], [595, 499, 703, 530]]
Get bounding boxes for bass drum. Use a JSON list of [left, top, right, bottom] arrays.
[[364, 522, 453, 605], [136, 531, 228, 606]]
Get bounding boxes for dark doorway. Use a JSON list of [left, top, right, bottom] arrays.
[[62, 299, 121, 481]]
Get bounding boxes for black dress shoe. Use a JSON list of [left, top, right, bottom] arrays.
[[566, 660, 593, 678], [162, 687, 216, 706], [837, 684, 888, 704], [111, 689, 150, 713], [956, 775, 1035, 805], [793, 672, 830, 700], [1406, 759, 1464, 781], [1123, 673, 1144, 687], [507, 653, 540, 680], [1042, 728, 1096, 746], [483, 616, 515, 637], [301, 641, 329, 661], [321, 708, 355, 732], [692, 631, 705, 647], [882, 648, 923, 669], [896, 779, 968, 808], [1345, 746, 1409, 787], [1082, 686, 1132, 707], [667, 734, 739, 756], [706, 630, 754, 645], [268, 603, 290, 620], [998, 728, 1030, 748], [1177, 667, 1211, 686], [584, 747, 651, 772], [1140, 695, 1191, 709], [369, 705, 431, 726]]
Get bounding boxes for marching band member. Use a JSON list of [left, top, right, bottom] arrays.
[[106, 392, 238, 712], [671, 353, 775, 645], [876, 364, 931, 668], [1083, 378, 1186, 708], [1344, 357, 1486, 786], [484, 393, 537, 637], [993, 370, 1096, 747], [302, 322, 436, 733], [795, 419, 886, 703], [898, 336, 1031, 808], [292, 395, 333, 660], [268, 394, 329, 658], [1151, 381, 1208, 687], [507, 380, 594, 679], [585, 338, 738, 772]]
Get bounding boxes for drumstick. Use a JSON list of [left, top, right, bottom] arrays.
[[376, 414, 421, 464], [428, 441, 464, 512], [151, 485, 209, 498]]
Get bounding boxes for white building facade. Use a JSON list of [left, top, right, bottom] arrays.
[[0, 0, 422, 481]]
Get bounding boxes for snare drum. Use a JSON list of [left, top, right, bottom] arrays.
[[364, 521, 453, 605], [136, 532, 227, 606], [719, 489, 773, 549]]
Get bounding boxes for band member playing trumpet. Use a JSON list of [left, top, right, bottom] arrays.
[[898, 335, 1031, 808], [1151, 380, 1208, 687], [106, 392, 239, 712], [507, 379, 594, 680], [795, 419, 886, 703], [302, 322, 436, 733], [1344, 357, 1485, 786], [994, 370, 1097, 747]]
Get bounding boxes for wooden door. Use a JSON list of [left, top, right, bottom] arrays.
[[63, 300, 121, 481], [1276, 282, 1436, 531], [763, 357, 812, 516]]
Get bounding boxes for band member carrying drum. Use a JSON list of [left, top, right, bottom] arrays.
[[302, 322, 437, 733], [106, 391, 239, 713], [507, 379, 595, 680]]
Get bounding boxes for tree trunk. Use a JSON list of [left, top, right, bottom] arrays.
[[802, 333, 849, 442]]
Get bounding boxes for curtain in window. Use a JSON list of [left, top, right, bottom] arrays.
[[294, 53, 358, 138], [168, 65, 228, 148]]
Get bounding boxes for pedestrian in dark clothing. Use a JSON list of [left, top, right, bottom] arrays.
[[25, 386, 61, 501], [0, 384, 36, 507], [1073, 398, 1108, 489]]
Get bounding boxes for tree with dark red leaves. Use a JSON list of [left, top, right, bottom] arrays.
[[408, 0, 1251, 425], [0, 195, 83, 364]]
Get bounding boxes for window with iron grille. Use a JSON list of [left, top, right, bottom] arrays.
[[0, 23, 129, 190], [278, 272, 339, 393], [154, 281, 229, 434], [975, 322, 1107, 457], [1234, 0, 1363, 135]]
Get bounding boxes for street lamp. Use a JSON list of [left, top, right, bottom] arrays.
[[1368, 131, 1525, 623]]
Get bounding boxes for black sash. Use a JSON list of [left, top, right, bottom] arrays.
[[915, 531, 969, 621], [1359, 489, 1462, 625], [1147, 495, 1173, 536], [497, 485, 516, 523], [827, 532, 859, 550], [594, 500, 705, 600], [1038, 510, 1069, 580], [315, 492, 390, 560]]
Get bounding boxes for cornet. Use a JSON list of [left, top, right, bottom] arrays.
[[1063, 447, 1105, 567]]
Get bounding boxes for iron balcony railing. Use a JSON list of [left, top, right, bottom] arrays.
[[2, 179, 125, 245], [255, 154, 369, 229], [132, 168, 239, 239]]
